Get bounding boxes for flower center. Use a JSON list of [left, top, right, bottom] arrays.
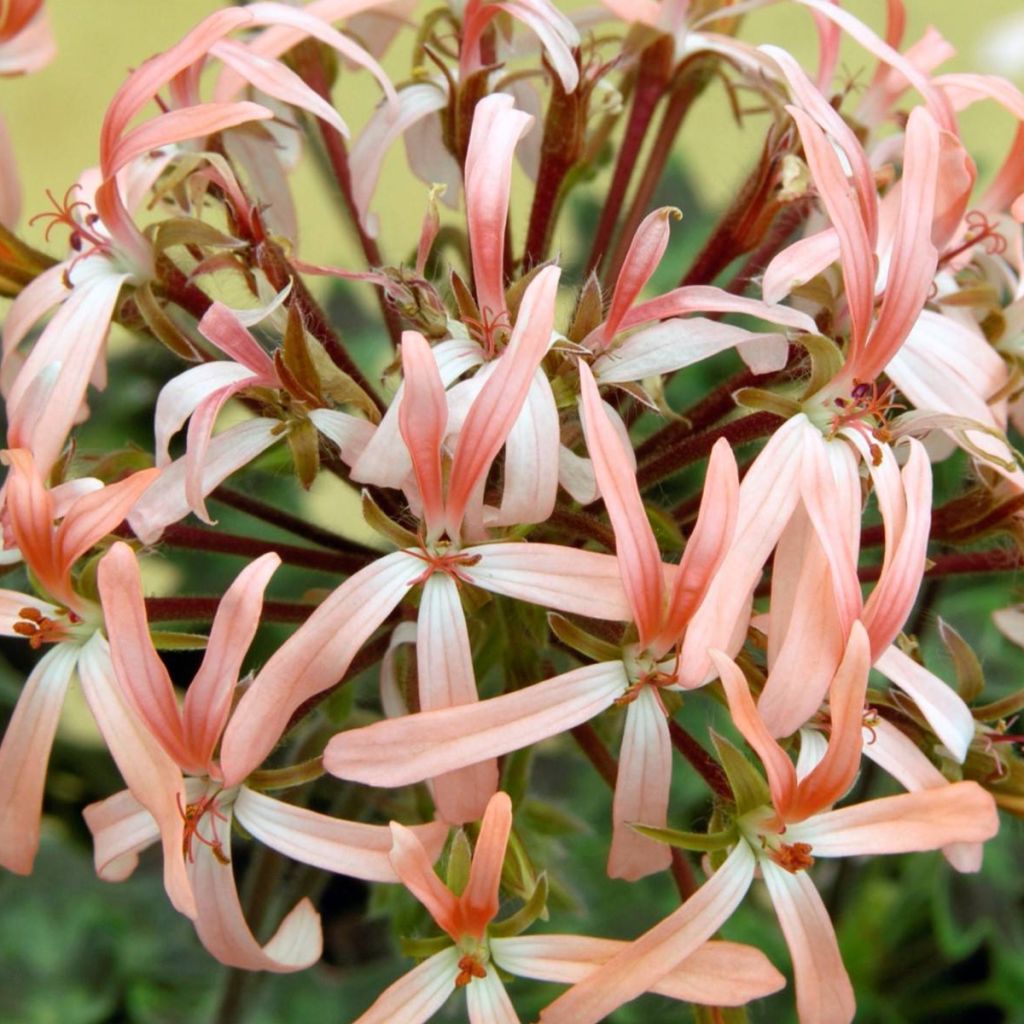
[[177, 790, 230, 865], [11, 606, 72, 648], [766, 840, 815, 873], [826, 379, 903, 464], [407, 545, 482, 588]]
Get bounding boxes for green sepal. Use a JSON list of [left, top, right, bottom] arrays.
[[937, 618, 985, 704], [501, 746, 532, 808], [568, 273, 603, 342], [286, 416, 320, 489], [692, 1005, 748, 1024], [796, 333, 844, 401], [972, 688, 1024, 723], [361, 489, 420, 549], [400, 934, 452, 960], [135, 282, 202, 361], [733, 387, 802, 419], [490, 873, 549, 937], [446, 829, 473, 898], [150, 217, 245, 255], [547, 612, 621, 664], [647, 503, 685, 553], [630, 823, 737, 852], [501, 828, 538, 902], [149, 631, 210, 651], [711, 729, 769, 814], [0, 221, 56, 298]]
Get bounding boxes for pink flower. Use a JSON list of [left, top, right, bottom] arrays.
[[86, 540, 447, 970], [355, 791, 784, 1023], [0, 450, 158, 874]]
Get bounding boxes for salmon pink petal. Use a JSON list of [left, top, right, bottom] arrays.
[[76, 632, 194, 918], [787, 622, 870, 822], [188, 831, 322, 972], [461, 791, 513, 937], [598, 207, 680, 347], [417, 574, 498, 824], [787, 783, 999, 856], [1, 263, 67, 363], [620, 285, 817, 334], [352, 946, 459, 1024], [609, 686, 673, 880], [761, 859, 855, 1024], [183, 553, 280, 768], [127, 418, 282, 544], [97, 542, 192, 765], [659, 438, 738, 649], [578, 361, 663, 645], [712, 648, 797, 817], [762, 228, 841, 305], [0, 644, 78, 873], [495, 370, 559, 527], [491, 935, 784, 1005], [388, 821, 460, 939], [861, 718, 982, 873], [57, 467, 160, 578], [538, 842, 757, 1024], [464, 93, 534, 321], [326, 661, 627, 788], [466, 968, 518, 1024], [83, 787, 161, 884], [3, 447, 57, 590], [446, 266, 559, 537], [232, 787, 447, 883], [6, 266, 132, 476], [399, 332, 448, 541], [197, 302, 277, 378], [873, 644, 974, 764], [787, 104, 875, 361], [219, 550, 421, 785]]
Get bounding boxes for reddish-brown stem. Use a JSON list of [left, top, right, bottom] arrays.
[[586, 36, 675, 281], [668, 720, 733, 801], [724, 198, 813, 296], [210, 485, 376, 554], [145, 596, 315, 624], [292, 45, 403, 349], [862, 548, 1024, 584], [637, 411, 782, 490], [543, 506, 616, 551], [133, 523, 371, 575]]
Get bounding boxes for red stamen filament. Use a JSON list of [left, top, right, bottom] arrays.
[[177, 791, 230, 865], [29, 185, 109, 253], [406, 547, 482, 588]]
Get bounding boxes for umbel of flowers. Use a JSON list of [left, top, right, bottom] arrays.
[[1, 0, 1022, 1020]]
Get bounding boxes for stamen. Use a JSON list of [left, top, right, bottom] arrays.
[[767, 841, 815, 873], [13, 607, 68, 649], [177, 791, 230, 865], [454, 954, 488, 987], [406, 546, 482, 588]]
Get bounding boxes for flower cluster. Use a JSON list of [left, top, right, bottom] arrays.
[[2, 1, 1023, 1021]]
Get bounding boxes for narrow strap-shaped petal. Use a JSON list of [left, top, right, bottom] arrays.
[[389, 821, 460, 939], [850, 107, 941, 384], [352, 947, 459, 1024], [82, 787, 161, 883], [3, 447, 58, 594], [127, 418, 282, 544], [1, 262, 67, 361], [608, 686, 673, 880], [873, 644, 974, 763], [232, 786, 447, 883], [461, 543, 631, 621], [6, 267, 131, 476], [399, 331, 448, 541], [197, 302, 277, 378], [0, 644, 78, 873], [446, 265, 560, 538], [464, 93, 534, 320], [787, 104, 875, 362], [787, 783, 998, 856], [183, 553, 280, 769], [712, 649, 797, 818], [761, 859, 855, 1024], [598, 207, 679, 347], [787, 622, 870, 821], [461, 791, 513, 938], [418, 573, 497, 824], [219, 551, 421, 785], [58, 468, 160, 582], [538, 842, 757, 1024], [188, 821, 322, 972], [324, 661, 628, 788], [97, 542, 190, 765], [578, 361, 663, 646], [76, 632, 195, 918], [659, 438, 738, 649], [621, 285, 818, 334], [308, 408, 375, 467], [762, 228, 840, 305], [467, 967, 520, 1024], [491, 935, 784, 1006], [494, 369, 559, 527]]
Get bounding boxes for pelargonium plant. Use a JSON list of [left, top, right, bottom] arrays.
[[2, 0, 1023, 1020]]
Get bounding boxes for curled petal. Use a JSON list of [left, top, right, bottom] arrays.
[[83, 787, 161, 884]]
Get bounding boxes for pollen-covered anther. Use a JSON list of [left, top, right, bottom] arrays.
[[455, 953, 488, 988], [12, 607, 69, 649], [768, 841, 815, 873]]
